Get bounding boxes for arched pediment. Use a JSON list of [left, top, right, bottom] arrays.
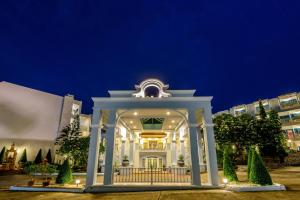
[[132, 79, 171, 98]]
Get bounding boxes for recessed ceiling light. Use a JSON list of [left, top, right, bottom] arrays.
[[171, 120, 175, 123], [133, 126, 137, 129], [130, 120, 133, 124], [133, 112, 138, 116], [169, 125, 172, 128], [166, 111, 170, 115]]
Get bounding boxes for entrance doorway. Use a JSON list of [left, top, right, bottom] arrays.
[[144, 157, 163, 168]]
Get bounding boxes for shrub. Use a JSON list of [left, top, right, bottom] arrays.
[[247, 147, 253, 179], [56, 159, 73, 184], [19, 149, 28, 163], [34, 149, 43, 164], [0, 147, 5, 164], [223, 146, 238, 182], [249, 149, 273, 185], [46, 149, 52, 164]]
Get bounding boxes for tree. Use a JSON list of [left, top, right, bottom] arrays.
[[56, 159, 73, 184], [247, 147, 253, 179], [223, 146, 238, 182], [258, 100, 267, 120], [249, 149, 273, 185], [46, 149, 52, 164], [0, 147, 5, 164], [19, 149, 28, 163], [34, 149, 43, 164]]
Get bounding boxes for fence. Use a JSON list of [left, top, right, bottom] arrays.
[[114, 167, 191, 184]]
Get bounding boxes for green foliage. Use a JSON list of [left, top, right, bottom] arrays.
[[249, 149, 273, 185], [247, 147, 253, 179], [56, 159, 73, 184], [34, 149, 43, 164], [0, 147, 6, 164], [56, 114, 105, 168], [123, 155, 129, 161], [258, 100, 267, 120], [19, 149, 27, 163], [178, 154, 184, 161], [46, 149, 52, 164], [223, 147, 238, 182], [23, 161, 38, 179]]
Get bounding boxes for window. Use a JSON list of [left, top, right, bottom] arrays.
[[280, 115, 290, 123]]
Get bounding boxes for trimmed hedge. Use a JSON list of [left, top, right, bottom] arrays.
[[34, 149, 43, 164], [19, 149, 27, 163], [56, 159, 73, 184], [249, 149, 273, 185], [247, 147, 253, 179], [0, 147, 5, 164], [46, 149, 52, 164], [223, 146, 238, 182]]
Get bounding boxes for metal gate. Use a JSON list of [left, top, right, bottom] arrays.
[[114, 167, 191, 184]]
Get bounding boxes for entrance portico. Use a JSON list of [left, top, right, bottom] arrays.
[[86, 79, 219, 188]]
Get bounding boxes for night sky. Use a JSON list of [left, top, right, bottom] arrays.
[[1, 1, 300, 114]]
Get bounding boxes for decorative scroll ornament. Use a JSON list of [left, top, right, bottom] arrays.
[[132, 79, 171, 98]]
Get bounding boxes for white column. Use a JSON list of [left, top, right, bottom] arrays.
[[86, 108, 101, 187], [172, 140, 177, 166], [198, 129, 204, 165], [129, 133, 134, 165], [180, 140, 185, 158], [188, 110, 201, 186], [103, 110, 116, 185], [120, 140, 125, 162], [203, 106, 219, 186]]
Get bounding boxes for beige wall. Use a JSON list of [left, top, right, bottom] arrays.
[[0, 82, 63, 141]]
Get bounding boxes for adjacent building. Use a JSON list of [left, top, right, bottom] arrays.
[[214, 92, 300, 151], [0, 81, 90, 165]]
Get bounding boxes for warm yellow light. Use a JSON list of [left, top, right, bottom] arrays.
[[223, 178, 228, 185], [75, 179, 80, 186], [133, 112, 138, 116], [166, 111, 170, 116], [171, 120, 175, 123], [130, 120, 133, 124], [133, 126, 137, 129], [169, 125, 172, 128], [287, 139, 292, 143]]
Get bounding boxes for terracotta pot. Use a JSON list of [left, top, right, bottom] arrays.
[[122, 160, 130, 167], [42, 180, 50, 187], [177, 160, 185, 167], [27, 180, 35, 186]]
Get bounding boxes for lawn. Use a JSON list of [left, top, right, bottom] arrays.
[[0, 167, 299, 200]]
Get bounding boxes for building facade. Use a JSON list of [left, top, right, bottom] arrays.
[[0, 81, 89, 166], [215, 92, 300, 151], [86, 79, 219, 188]]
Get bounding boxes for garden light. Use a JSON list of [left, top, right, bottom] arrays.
[[223, 178, 228, 186], [75, 179, 80, 187]]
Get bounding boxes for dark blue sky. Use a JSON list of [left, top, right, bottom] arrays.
[[1, 1, 300, 114]]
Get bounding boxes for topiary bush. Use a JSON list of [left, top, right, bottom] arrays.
[[46, 149, 52, 164], [34, 149, 43, 164], [247, 147, 253, 179], [0, 147, 5, 164], [19, 149, 28, 163], [223, 146, 238, 182], [249, 149, 273, 185], [56, 159, 73, 184]]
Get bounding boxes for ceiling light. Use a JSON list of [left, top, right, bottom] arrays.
[[133, 126, 137, 129], [130, 120, 133, 124], [171, 120, 175, 123], [166, 111, 170, 116], [133, 112, 138, 116], [169, 125, 172, 128]]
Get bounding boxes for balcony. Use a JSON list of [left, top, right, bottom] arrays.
[[280, 100, 300, 110], [139, 145, 166, 151]]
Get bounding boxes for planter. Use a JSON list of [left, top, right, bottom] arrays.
[[42, 180, 50, 187], [27, 180, 35, 186], [122, 160, 130, 167], [177, 160, 185, 167]]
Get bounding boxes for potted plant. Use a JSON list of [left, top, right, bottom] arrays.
[[177, 154, 185, 167], [39, 160, 57, 187], [122, 155, 129, 167], [23, 161, 37, 186]]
